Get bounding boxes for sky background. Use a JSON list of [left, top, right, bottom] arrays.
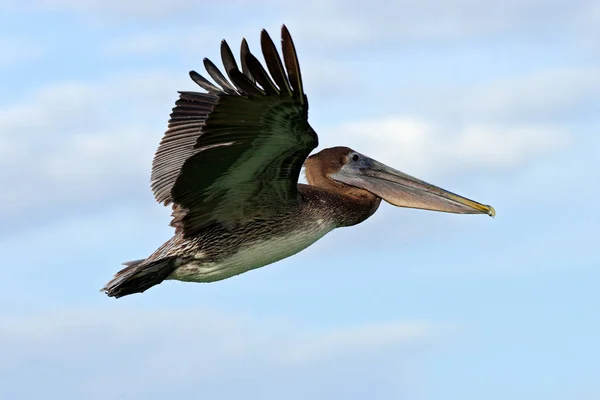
[[1, 0, 599, 399]]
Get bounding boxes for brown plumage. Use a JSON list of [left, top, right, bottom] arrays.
[[102, 26, 494, 298]]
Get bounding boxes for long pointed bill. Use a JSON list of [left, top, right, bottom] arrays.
[[330, 154, 495, 217]]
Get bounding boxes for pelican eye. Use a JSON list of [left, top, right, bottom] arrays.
[[351, 153, 360, 162]]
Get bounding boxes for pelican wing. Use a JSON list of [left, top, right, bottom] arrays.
[[150, 26, 318, 237]]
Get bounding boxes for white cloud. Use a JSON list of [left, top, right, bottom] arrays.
[[285, 321, 432, 363], [463, 67, 600, 121], [27, 0, 598, 44], [105, 27, 221, 57], [0, 73, 186, 227], [0, 125, 154, 228], [320, 116, 568, 177], [0, 308, 433, 399], [33, 0, 201, 19]]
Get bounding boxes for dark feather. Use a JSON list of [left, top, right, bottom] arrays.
[[189, 70, 221, 94], [149, 26, 317, 236], [260, 29, 292, 96], [240, 38, 256, 84], [281, 25, 304, 103], [220, 40, 240, 83], [203, 58, 237, 93], [244, 52, 279, 95], [151, 92, 218, 205], [103, 258, 176, 298], [228, 68, 265, 96]]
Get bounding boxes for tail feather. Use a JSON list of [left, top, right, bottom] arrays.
[[102, 258, 176, 298]]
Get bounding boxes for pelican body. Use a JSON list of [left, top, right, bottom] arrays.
[[103, 26, 494, 298]]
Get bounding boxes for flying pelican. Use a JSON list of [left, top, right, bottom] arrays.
[[103, 26, 495, 298]]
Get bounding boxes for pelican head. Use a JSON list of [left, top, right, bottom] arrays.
[[305, 146, 495, 217]]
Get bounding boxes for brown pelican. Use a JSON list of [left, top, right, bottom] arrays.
[[103, 26, 495, 298]]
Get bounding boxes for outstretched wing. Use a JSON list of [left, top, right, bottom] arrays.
[[150, 26, 318, 237]]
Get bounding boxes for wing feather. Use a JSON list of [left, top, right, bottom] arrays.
[[203, 58, 237, 93], [281, 25, 304, 103], [240, 39, 256, 84], [220, 40, 241, 84], [228, 68, 265, 96], [244, 52, 279, 96], [149, 26, 318, 235], [260, 29, 292, 96], [151, 92, 218, 205]]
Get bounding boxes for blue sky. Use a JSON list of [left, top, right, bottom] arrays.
[[1, 1, 599, 399]]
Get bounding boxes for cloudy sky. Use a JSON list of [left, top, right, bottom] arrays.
[[1, 1, 599, 399]]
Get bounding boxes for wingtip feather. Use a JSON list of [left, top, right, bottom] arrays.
[[240, 38, 256, 84], [260, 28, 292, 96], [189, 70, 221, 94], [280, 25, 304, 103]]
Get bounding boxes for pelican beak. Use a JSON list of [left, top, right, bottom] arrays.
[[330, 153, 495, 217]]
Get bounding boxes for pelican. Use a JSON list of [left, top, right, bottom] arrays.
[[103, 26, 494, 298]]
